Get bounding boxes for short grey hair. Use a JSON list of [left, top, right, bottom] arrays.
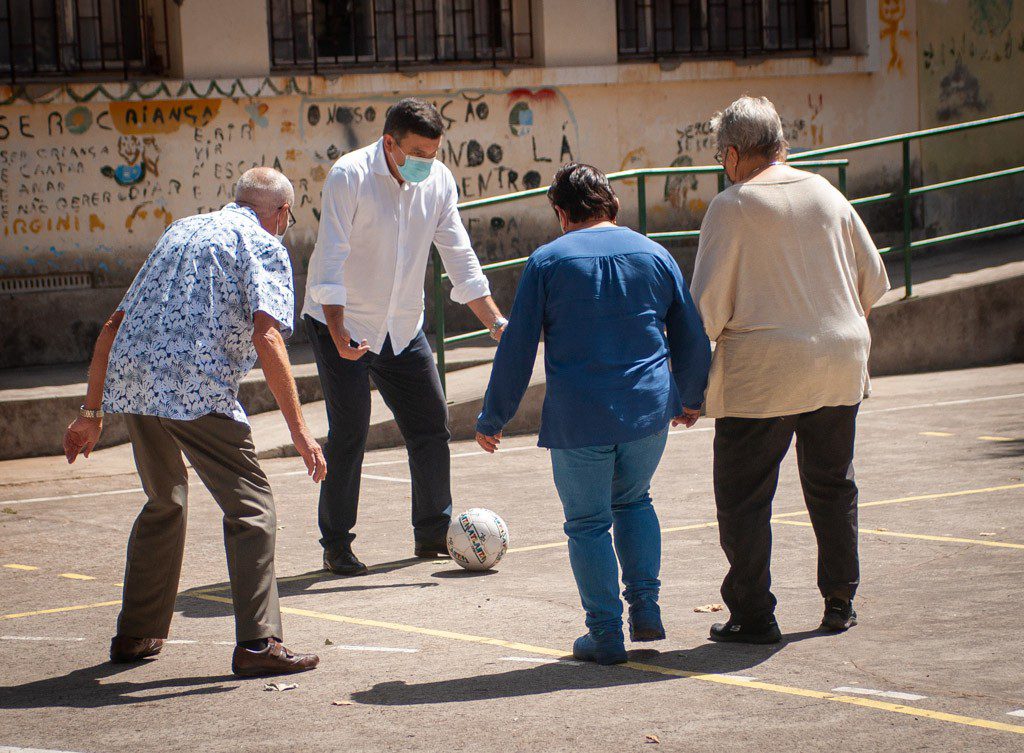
[[234, 167, 295, 215], [711, 96, 789, 160]]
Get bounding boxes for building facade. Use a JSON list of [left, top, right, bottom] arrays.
[[0, 0, 1020, 367]]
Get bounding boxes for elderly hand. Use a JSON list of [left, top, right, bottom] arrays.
[[292, 427, 327, 482], [63, 417, 102, 464], [476, 431, 502, 454], [334, 327, 371, 361], [672, 407, 702, 428]]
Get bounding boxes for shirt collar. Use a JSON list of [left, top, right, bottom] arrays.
[[372, 138, 392, 177], [223, 202, 261, 225]]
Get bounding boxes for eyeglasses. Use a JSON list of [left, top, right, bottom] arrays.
[[278, 206, 297, 230], [713, 150, 725, 165]]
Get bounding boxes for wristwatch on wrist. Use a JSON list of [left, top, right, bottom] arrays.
[[79, 405, 104, 420], [489, 317, 508, 340]]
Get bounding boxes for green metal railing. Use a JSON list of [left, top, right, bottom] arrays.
[[432, 111, 1024, 393]]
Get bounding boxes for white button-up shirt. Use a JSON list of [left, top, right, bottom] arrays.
[[302, 138, 491, 354]]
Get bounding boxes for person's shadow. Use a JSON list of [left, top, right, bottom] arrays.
[[350, 630, 822, 706], [0, 661, 237, 710], [176, 558, 438, 620]]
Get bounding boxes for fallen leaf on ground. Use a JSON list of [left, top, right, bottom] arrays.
[[264, 682, 297, 692], [693, 603, 724, 613], [332, 699, 354, 706], [871, 527, 889, 532], [645, 734, 661, 744], [979, 532, 996, 537], [324, 638, 335, 645]]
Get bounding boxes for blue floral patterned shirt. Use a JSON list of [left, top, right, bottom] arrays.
[[103, 203, 294, 424]]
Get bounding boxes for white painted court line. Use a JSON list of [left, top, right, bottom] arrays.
[[499, 656, 584, 666], [859, 392, 1024, 415], [1008, 710, 1024, 718], [833, 686, 928, 701], [0, 747, 91, 753], [0, 636, 85, 642], [721, 674, 758, 682], [327, 644, 418, 653], [360, 474, 411, 484]]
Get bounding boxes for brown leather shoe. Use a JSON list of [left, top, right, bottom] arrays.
[[110, 636, 164, 663], [231, 639, 319, 677]]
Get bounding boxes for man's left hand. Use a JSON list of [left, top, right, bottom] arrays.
[[476, 431, 502, 453], [63, 417, 102, 464]]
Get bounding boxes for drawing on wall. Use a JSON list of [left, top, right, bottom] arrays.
[[936, 60, 989, 120], [970, 0, 1013, 35], [880, 0, 912, 73], [100, 136, 160, 186]]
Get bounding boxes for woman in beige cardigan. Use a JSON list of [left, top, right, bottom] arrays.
[[690, 96, 890, 644]]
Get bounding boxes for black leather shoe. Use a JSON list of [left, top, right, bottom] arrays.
[[414, 541, 450, 559], [820, 597, 857, 631], [323, 547, 368, 576], [709, 617, 782, 644]]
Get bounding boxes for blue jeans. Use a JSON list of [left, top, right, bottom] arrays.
[[550, 428, 669, 634]]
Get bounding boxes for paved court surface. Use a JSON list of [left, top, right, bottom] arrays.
[[1, 363, 1023, 753]]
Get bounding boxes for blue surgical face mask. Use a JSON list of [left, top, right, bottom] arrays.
[[392, 141, 434, 183]]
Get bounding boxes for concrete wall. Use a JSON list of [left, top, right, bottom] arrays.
[[0, 0, 931, 368], [915, 0, 1024, 235]]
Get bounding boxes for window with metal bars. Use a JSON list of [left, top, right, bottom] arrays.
[[617, 0, 850, 59], [269, 0, 533, 71], [0, 0, 167, 84]]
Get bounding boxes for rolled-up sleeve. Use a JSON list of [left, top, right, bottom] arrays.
[[307, 167, 355, 307], [690, 198, 739, 342], [434, 175, 491, 304], [848, 207, 890, 311]]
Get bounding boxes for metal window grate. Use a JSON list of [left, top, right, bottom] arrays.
[[0, 0, 170, 84], [617, 0, 849, 59], [268, 0, 533, 72], [0, 272, 93, 295]]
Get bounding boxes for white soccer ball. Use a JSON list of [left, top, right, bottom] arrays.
[[446, 508, 510, 571]]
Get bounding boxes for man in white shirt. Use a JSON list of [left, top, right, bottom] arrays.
[[303, 98, 507, 574]]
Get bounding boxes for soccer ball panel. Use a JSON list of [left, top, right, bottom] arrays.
[[446, 508, 510, 571]]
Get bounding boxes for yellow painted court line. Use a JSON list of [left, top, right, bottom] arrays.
[[3, 564, 39, 571], [772, 483, 1024, 519], [0, 600, 121, 620], [919, 431, 954, 437], [978, 436, 1014, 442], [776, 520, 1024, 550], [58, 573, 96, 581], [188, 591, 1024, 736]]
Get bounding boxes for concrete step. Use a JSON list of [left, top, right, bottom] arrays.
[[0, 339, 497, 461]]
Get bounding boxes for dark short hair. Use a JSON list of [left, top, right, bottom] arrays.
[[547, 163, 619, 224], [384, 98, 445, 140]]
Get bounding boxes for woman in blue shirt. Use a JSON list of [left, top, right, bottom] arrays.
[[476, 163, 712, 664]]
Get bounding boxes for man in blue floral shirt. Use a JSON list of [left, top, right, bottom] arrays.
[[62, 168, 324, 677]]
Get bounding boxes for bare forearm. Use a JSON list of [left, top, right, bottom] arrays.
[[322, 304, 348, 349], [84, 311, 124, 410], [467, 295, 503, 328], [254, 329, 306, 434]]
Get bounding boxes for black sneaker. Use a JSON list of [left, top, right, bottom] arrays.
[[709, 617, 782, 644], [820, 597, 857, 632], [323, 547, 368, 576]]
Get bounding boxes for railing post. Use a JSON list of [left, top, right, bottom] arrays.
[[717, 171, 726, 193], [838, 164, 848, 197], [637, 174, 648, 236], [901, 139, 913, 299], [431, 244, 447, 396]]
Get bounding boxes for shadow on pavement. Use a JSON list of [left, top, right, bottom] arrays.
[[175, 561, 439, 620], [981, 438, 1024, 459], [349, 630, 825, 705], [0, 662, 237, 709]]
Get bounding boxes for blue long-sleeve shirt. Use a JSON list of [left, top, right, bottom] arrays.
[[476, 226, 712, 449]]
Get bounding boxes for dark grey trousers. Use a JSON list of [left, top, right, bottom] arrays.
[[305, 316, 453, 551], [119, 413, 282, 643], [713, 403, 860, 623]]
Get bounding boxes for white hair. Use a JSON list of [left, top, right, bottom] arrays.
[[711, 96, 789, 160], [234, 167, 295, 215]]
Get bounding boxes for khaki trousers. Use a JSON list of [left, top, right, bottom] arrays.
[[118, 413, 282, 643]]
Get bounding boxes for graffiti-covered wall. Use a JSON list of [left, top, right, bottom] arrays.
[[917, 0, 1024, 233], [1, 36, 921, 366]]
